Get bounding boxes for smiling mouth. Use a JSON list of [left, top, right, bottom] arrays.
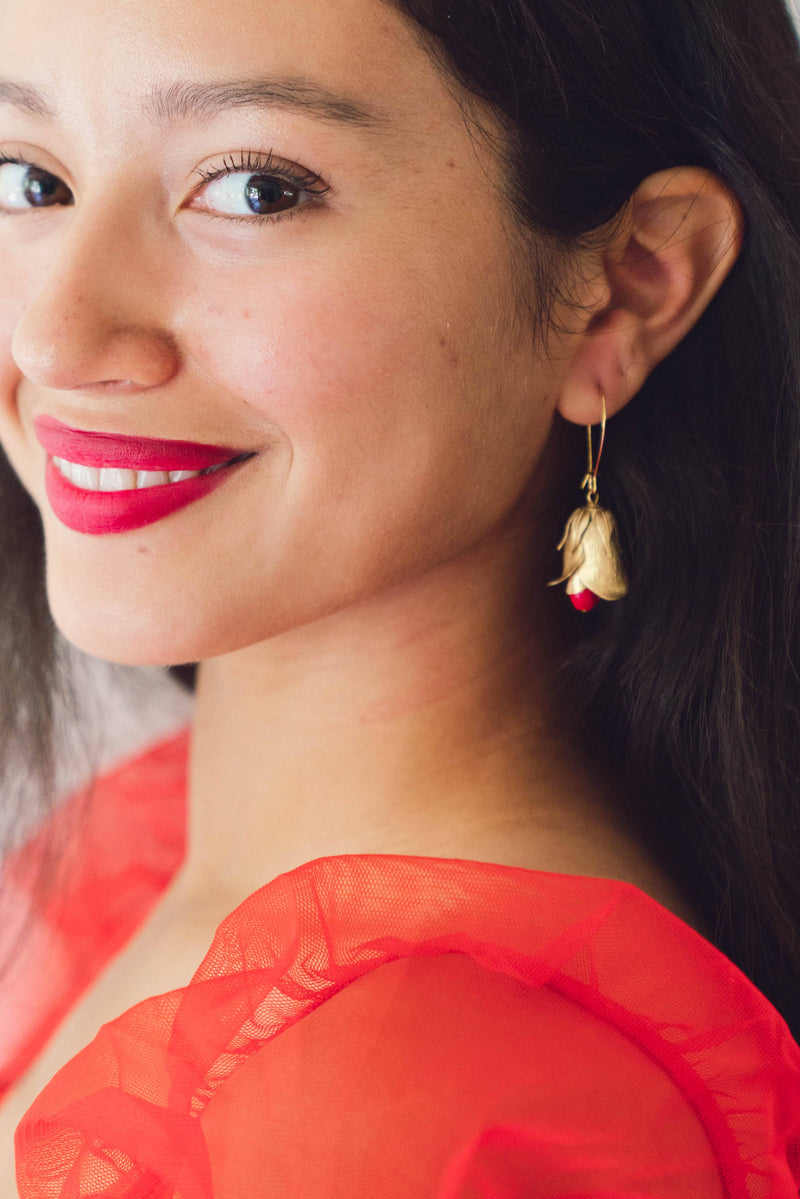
[[50, 451, 257, 492], [44, 444, 257, 536]]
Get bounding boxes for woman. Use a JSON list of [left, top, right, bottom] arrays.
[[0, 0, 799, 1191]]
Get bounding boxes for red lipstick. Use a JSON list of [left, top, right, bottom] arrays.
[[33, 414, 248, 470], [34, 415, 256, 536]]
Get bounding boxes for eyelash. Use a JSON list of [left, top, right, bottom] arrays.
[[0, 147, 332, 226], [193, 148, 332, 224]]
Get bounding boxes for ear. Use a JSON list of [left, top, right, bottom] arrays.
[[555, 166, 745, 425]]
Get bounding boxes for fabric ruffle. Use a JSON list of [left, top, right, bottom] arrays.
[[14, 853, 800, 1198]]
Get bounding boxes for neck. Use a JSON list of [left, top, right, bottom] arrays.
[[175, 533, 621, 908]]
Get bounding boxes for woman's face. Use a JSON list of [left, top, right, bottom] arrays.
[[0, 0, 562, 665]]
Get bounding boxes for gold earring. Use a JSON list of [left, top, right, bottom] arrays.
[[548, 393, 628, 611]]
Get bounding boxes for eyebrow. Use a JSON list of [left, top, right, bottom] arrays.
[[0, 76, 389, 132]]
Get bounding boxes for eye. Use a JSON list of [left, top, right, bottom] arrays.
[[0, 148, 331, 224], [188, 149, 331, 224], [0, 157, 73, 213]]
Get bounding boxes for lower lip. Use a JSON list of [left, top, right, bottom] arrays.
[[44, 455, 250, 535]]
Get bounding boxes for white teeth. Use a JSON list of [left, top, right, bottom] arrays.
[[66, 461, 99, 490], [98, 467, 138, 491], [53, 456, 201, 491], [137, 469, 172, 488]]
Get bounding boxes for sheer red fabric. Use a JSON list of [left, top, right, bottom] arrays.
[[0, 728, 189, 1098], [4, 728, 800, 1197]]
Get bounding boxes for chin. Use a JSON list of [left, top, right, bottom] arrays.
[[49, 614, 192, 668], [45, 584, 202, 667], [43, 580, 300, 667]]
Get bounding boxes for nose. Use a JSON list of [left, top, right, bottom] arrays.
[[10, 197, 179, 394]]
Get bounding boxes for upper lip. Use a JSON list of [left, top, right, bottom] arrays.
[[33, 414, 252, 471]]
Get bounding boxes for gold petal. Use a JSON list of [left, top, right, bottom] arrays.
[[547, 507, 593, 586], [575, 507, 628, 599]]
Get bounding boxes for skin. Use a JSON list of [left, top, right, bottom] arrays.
[[0, 0, 743, 1178]]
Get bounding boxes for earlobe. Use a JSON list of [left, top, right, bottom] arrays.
[[556, 166, 744, 427]]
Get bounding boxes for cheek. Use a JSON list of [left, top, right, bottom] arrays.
[[185, 260, 468, 507], [182, 254, 542, 599], [190, 264, 438, 421], [0, 262, 26, 397], [182, 227, 519, 473], [0, 269, 36, 490]]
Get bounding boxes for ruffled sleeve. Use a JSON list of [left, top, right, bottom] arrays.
[[14, 854, 800, 1198]]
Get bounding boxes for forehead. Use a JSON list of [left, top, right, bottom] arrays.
[[0, 0, 453, 141]]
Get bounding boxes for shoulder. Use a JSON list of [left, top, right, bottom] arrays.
[[201, 953, 728, 1197], [15, 856, 800, 1198]]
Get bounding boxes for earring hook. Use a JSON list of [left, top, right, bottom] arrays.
[[580, 393, 607, 506]]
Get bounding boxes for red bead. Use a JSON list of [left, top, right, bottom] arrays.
[[570, 589, 599, 612]]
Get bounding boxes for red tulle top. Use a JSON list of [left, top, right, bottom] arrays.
[[3, 726, 800, 1197]]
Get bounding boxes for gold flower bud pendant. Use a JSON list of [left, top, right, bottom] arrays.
[[548, 496, 628, 611], [548, 395, 628, 612]]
